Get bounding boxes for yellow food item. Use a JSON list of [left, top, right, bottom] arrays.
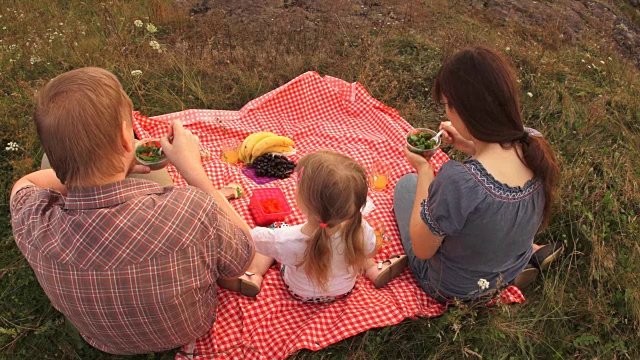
[[250, 135, 295, 160], [221, 149, 239, 164], [372, 174, 388, 190], [239, 132, 277, 163]]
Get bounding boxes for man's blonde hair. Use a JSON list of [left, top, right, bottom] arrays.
[[295, 150, 369, 291], [34, 67, 133, 187]]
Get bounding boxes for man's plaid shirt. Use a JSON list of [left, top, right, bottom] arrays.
[[10, 178, 254, 355]]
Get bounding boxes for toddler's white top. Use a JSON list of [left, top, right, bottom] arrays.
[[251, 222, 377, 297]]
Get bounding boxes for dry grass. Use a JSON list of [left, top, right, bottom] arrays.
[[1, 0, 639, 358]]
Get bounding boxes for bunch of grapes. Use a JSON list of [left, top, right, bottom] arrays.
[[251, 154, 296, 179]]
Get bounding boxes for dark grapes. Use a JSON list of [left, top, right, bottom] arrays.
[[250, 154, 296, 179]]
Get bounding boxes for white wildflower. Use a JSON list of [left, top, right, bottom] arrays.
[[608, 57, 612, 61], [477, 278, 490, 290], [134, 19, 143, 28], [505, 47, 510, 51], [5, 141, 19, 152], [59, 22, 63, 26], [9, 44, 16, 51], [146, 23, 157, 33], [130, 70, 143, 76], [581, 59, 585, 63], [527, 92, 533, 98], [587, 65, 591, 69], [600, 60, 605, 64], [29, 55, 41, 64], [149, 40, 160, 50]]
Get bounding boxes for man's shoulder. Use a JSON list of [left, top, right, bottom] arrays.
[[160, 185, 218, 209], [10, 185, 61, 214]]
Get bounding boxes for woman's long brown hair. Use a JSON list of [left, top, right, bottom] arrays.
[[296, 150, 369, 290], [433, 46, 560, 227]]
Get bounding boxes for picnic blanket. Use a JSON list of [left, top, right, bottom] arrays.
[[132, 71, 525, 359]]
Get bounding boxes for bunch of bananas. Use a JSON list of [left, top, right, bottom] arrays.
[[238, 132, 295, 164]]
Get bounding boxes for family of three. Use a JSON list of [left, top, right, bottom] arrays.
[[10, 46, 563, 355]]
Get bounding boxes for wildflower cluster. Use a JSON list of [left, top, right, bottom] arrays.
[[133, 19, 163, 53], [477, 278, 490, 290], [5, 141, 20, 152]]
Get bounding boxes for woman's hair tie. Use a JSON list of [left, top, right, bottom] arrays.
[[319, 222, 328, 228], [519, 131, 530, 143]]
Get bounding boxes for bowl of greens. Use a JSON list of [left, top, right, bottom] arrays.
[[135, 139, 168, 170], [406, 128, 441, 158]]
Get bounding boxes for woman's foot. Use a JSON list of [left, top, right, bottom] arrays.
[[513, 263, 539, 289], [217, 272, 263, 297], [531, 241, 564, 271], [365, 255, 408, 288]]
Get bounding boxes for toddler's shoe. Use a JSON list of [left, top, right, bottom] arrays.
[[218, 272, 263, 297]]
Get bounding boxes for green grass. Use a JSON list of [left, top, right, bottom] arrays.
[[1, 0, 640, 358]]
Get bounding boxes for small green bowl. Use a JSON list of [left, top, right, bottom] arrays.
[[406, 128, 441, 159], [135, 138, 169, 170]]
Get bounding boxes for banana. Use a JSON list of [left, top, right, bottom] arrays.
[[259, 145, 294, 154], [239, 132, 277, 163], [251, 136, 295, 160]]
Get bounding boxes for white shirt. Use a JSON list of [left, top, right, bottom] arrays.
[[251, 222, 377, 298]]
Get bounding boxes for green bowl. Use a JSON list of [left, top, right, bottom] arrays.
[[406, 128, 441, 158], [135, 138, 169, 170]]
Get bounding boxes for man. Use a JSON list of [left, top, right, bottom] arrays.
[[10, 67, 254, 354]]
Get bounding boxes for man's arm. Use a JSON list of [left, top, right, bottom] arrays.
[[159, 120, 252, 239], [11, 169, 67, 200]]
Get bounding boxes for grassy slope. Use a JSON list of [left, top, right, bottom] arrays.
[[1, 0, 639, 358]]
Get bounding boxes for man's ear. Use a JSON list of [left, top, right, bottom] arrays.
[[121, 121, 134, 153]]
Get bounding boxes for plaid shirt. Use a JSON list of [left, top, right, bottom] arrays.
[[10, 178, 254, 355]]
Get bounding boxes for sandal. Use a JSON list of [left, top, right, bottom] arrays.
[[217, 272, 263, 297], [530, 241, 564, 271], [513, 263, 539, 289], [366, 255, 408, 289]]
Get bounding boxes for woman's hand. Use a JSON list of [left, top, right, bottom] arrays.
[[404, 146, 434, 179], [440, 121, 476, 156]]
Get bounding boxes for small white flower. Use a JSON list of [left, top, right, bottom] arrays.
[[9, 44, 16, 51], [587, 65, 591, 69], [608, 57, 612, 61], [477, 278, 490, 290], [134, 20, 143, 28], [29, 55, 41, 64], [5, 141, 19, 151], [581, 59, 585, 63], [146, 23, 157, 33], [600, 60, 605, 64], [149, 40, 160, 50], [505, 47, 510, 51], [130, 70, 143, 76], [527, 92, 533, 98], [59, 22, 63, 26]]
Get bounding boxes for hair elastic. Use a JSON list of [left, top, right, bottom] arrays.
[[319, 222, 328, 228]]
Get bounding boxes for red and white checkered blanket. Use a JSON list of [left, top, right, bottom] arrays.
[[132, 72, 525, 359]]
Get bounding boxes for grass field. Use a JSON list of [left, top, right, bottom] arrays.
[[1, 0, 639, 359]]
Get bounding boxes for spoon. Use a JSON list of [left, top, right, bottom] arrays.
[[432, 129, 445, 144]]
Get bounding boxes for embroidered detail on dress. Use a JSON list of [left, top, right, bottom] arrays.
[[463, 159, 541, 201], [420, 199, 445, 237]]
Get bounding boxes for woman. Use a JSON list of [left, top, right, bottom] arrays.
[[394, 46, 563, 302]]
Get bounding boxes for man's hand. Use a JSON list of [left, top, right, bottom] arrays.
[[159, 120, 203, 178], [128, 164, 151, 175]]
